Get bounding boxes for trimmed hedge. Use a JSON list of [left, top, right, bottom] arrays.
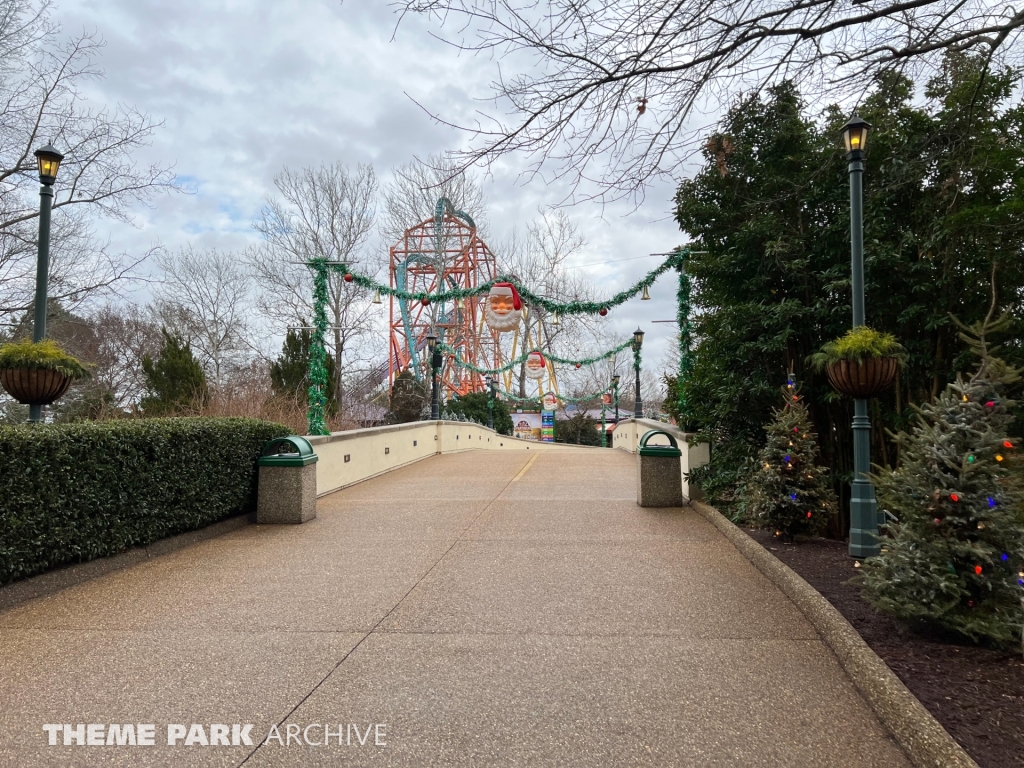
[[0, 417, 290, 586]]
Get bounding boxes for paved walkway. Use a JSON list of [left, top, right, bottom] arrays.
[[0, 449, 909, 766]]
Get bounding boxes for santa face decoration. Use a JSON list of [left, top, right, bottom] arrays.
[[485, 282, 522, 333], [525, 350, 547, 380], [542, 392, 558, 410]]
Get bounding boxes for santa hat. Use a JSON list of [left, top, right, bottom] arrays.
[[491, 282, 522, 311], [527, 350, 545, 364]]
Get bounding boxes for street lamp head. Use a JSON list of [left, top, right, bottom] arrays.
[[633, 327, 645, 347], [612, 374, 620, 388], [34, 143, 64, 185], [425, 333, 437, 351], [841, 115, 871, 158]]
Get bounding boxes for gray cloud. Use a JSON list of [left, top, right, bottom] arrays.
[[56, 0, 689, 370]]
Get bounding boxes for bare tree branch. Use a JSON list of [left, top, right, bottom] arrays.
[[397, 0, 1024, 200]]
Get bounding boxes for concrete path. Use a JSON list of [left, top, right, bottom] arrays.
[[0, 448, 909, 767]]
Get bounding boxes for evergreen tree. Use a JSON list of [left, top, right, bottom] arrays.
[[269, 326, 336, 412], [554, 410, 603, 446], [744, 377, 837, 539], [388, 370, 428, 424], [140, 330, 208, 416], [446, 391, 513, 436], [859, 313, 1024, 647]]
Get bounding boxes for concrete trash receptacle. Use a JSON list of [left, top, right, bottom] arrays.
[[257, 436, 318, 524], [636, 429, 684, 507]]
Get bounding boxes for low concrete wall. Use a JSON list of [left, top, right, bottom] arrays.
[[307, 420, 580, 497], [610, 418, 710, 499]]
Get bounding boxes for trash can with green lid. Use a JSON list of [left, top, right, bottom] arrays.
[[257, 436, 319, 524], [636, 429, 684, 507]]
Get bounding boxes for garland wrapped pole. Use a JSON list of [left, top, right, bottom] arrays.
[[307, 258, 331, 436], [677, 249, 693, 427]]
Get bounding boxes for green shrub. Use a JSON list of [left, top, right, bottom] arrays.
[[809, 326, 907, 369], [0, 338, 90, 379], [0, 417, 289, 585]]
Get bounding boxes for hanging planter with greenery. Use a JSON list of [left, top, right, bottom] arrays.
[[809, 327, 905, 398], [0, 339, 90, 406]]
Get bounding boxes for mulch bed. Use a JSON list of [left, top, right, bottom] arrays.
[[746, 529, 1024, 768]]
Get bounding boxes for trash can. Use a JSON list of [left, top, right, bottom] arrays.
[[257, 436, 318, 524], [636, 429, 684, 507]]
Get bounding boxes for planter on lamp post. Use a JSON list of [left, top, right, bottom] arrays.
[[27, 143, 64, 423]]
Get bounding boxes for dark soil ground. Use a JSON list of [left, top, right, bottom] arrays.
[[746, 529, 1024, 768]]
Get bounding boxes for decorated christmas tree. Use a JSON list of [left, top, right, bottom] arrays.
[[859, 311, 1024, 647], [745, 375, 837, 539]]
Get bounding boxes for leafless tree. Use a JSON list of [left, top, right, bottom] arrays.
[[380, 153, 487, 247], [152, 246, 253, 388], [0, 0, 175, 321], [498, 208, 599, 395], [250, 163, 380, 412], [398, 0, 1024, 200]]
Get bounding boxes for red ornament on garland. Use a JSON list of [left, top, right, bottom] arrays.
[[421, 297, 430, 306], [974, 565, 983, 575], [344, 273, 353, 283], [575, 363, 581, 369], [599, 308, 608, 317], [950, 493, 960, 503]]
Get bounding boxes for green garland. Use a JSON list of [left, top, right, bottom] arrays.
[[307, 259, 330, 436], [495, 387, 611, 406], [438, 339, 633, 376], [311, 248, 689, 316], [304, 246, 694, 434], [676, 248, 692, 425]]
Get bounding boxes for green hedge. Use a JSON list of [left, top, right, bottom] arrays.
[[0, 417, 290, 586]]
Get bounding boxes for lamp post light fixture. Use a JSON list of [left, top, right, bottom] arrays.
[[632, 328, 645, 419], [841, 114, 880, 560], [611, 373, 620, 424], [29, 143, 64, 424], [426, 333, 441, 421], [485, 375, 495, 430]]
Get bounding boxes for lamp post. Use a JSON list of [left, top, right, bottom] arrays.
[[485, 375, 495, 429], [841, 114, 880, 559], [426, 333, 440, 420], [29, 143, 64, 424], [632, 328, 644, 419], [601, 396, 607, 448], [611, 373, 620, 424]]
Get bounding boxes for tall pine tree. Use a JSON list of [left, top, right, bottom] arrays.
[[140, 330, 208, 416], [744, 376, 837, 539], [860, 311, 1024, 647]]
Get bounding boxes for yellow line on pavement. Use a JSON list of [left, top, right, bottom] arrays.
[[512, 452, 540, 482]]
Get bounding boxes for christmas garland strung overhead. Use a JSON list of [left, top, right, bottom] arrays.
[[436, 338, 635, 376], [303, 245, 695, 434], [315, 248, 690, 317], [495, 387, 614, 406]]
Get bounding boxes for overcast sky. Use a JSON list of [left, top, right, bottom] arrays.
[[57, 0, 697, 371]]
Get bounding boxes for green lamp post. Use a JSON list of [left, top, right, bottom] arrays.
[[632, 328, 644, 418], [427, 333, 440, 420], [29, 143, 64, 424], [611, 373, 620, 424], [841, 115, 881, 559], [485, 374, 495, 429]]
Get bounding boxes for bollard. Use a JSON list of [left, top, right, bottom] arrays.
[[636, 429, 684, 507], [257, 436, 318, 524]]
